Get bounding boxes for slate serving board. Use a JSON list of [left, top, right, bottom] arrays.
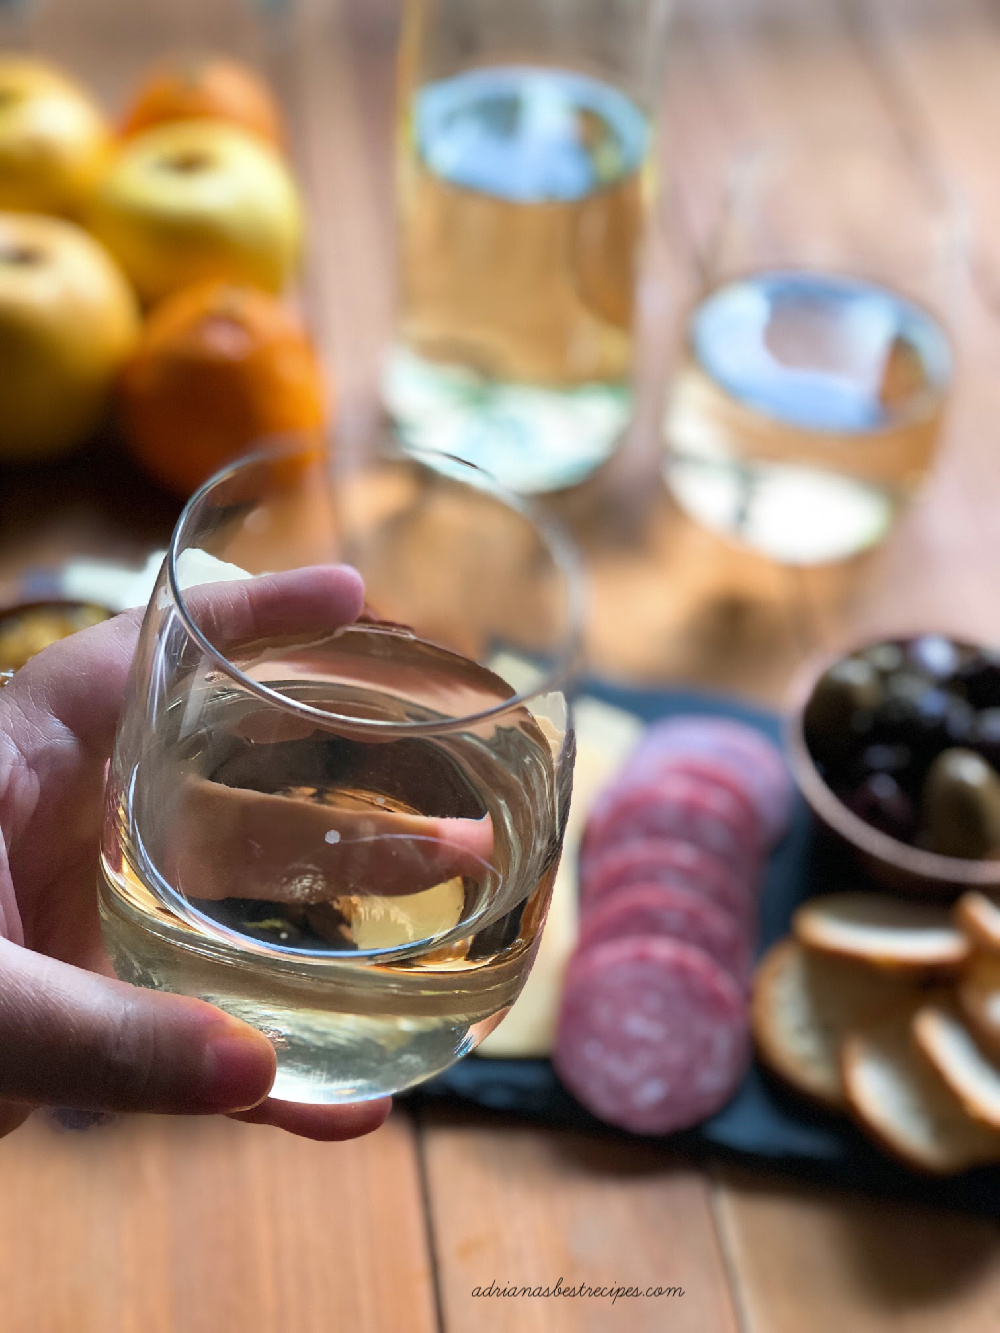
[[408, 679, 1000, 1219]]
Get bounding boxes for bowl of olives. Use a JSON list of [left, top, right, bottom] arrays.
[[789, 634, 1000, 896], [0, 599, 113, 686]]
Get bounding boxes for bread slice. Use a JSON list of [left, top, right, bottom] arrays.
[[958, 951, 1000, 1058], [793, 892, 969, 974], [914, 1000, 1000, 1130], [842, 998, 1000, 1174], [956, 892, 1000, 953], [752, 938, 909, 1108]]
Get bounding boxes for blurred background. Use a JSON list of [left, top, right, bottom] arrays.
[[3, 0, 999, 706], [4, 0, 1000, 1329]]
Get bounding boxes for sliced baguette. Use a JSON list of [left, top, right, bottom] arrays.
[[914, 1000, 1000, 1131], [752, 938, 910, 1108], [956, 892, 1000, 953], [958, 951, 1000, 1059], [842, 998, 1000, 1174], [793, 892, 969, 975]]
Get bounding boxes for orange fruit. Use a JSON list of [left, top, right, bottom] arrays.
[[120, 55, 284, 148], [120, 281, 326, 496]]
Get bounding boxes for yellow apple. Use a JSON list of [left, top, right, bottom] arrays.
[[0, 212, 139, 460], [87, 120, 303, 304], [0, 57, 111, 215]]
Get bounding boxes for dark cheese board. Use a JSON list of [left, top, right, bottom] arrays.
[[409, 679, 1000, 1219]]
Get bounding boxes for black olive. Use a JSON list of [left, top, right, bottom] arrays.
[[859, 742, 913, 777], [845, 772, 918, 843], [886, 671, 932, 704], [869, 671, 930, 745], [911, 688, 974, 749], [922, 747, 1000, 859], [906, 634, 961, 680], [971, 708, 1000, 771], [913, 686, 950, 735], [952, 649, 1000, 710], [804, 658, 883, 762], [856, 741, 930, 802], [943, 696, 976, 746], [862, 641, 906, 677]]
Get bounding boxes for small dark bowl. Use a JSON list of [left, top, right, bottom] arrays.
[[787, 637, 1000, 899], [0, 598, 114, 683]]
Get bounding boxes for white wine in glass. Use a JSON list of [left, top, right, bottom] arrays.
[[99, 444, 580, 1103], [664, 133, 962, 564]]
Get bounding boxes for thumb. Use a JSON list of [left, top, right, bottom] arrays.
[[0, 937, 276, 1115]]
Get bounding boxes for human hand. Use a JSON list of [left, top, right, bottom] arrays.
[[0, 565, 392, 1141]]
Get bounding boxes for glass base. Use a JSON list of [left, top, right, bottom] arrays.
[[664, 449, 897, 565], [210, 995, 477, 1105], [383, 345, 630, 494], [100, 890, 483, 1104]]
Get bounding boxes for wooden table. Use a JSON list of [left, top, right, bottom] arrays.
[[4, 0, 1000, 1328]]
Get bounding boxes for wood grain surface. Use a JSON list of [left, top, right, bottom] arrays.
[[0, 1110, 436, 1333], [2, 1, 1000, 1330], [419, 1108, 740, 1333]]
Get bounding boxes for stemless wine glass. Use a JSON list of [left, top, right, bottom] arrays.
[[99, 439, 581, 1104], [385, 0, 672, 495], [663, 130, 965, 565]]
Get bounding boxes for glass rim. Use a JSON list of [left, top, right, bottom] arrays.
[[165, 440, 585, 736]]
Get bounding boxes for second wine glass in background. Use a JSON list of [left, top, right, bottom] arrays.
[[663, 131, 965, 565], [384, 0, 671, 495]]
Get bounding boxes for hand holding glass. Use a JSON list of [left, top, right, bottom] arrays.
[[100, 444, 579, 1103]]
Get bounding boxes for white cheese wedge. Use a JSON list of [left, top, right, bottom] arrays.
[[478, 695, 642, 1057]]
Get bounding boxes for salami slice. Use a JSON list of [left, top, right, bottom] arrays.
[[590, 753, 761, 844], [553, 937, 750, 1134], [630, 752, 763, 831], [580, 836, 756, 925], [576, 882, 753, 985], [582, 771, 763, 876], [633, 717, 793, 845]]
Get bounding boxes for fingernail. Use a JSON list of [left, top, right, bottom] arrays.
[[198, 1025, 276, 1113]]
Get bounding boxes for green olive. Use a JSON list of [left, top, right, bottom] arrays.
[[862, 641, 906, 676], [923, 747, 1000, 859], [804, 657, 884, 761]]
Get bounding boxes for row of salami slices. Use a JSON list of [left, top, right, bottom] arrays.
[[552, 716, 793, 1135]]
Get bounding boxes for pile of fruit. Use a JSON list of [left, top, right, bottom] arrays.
[[755, 891, 1000, 1174], [0, 53, 326, 495]]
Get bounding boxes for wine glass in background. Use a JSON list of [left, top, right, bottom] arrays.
[[663, 131, 965, 565], [384, 0, 672, 496], [99, 439, 581, 1104]]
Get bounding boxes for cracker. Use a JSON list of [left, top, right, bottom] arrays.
[[842, 999, 1000, 1174], [956, 892, 1000, 953], [793, 892, 968, 975], [914, 1000, 1000, 1131], [752, 938, 907, 1108], [958, 951, 1000, 1058]]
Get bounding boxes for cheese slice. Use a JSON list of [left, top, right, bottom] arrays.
[[478, 696, 642, 1057], [339, 876, 466, 951]]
